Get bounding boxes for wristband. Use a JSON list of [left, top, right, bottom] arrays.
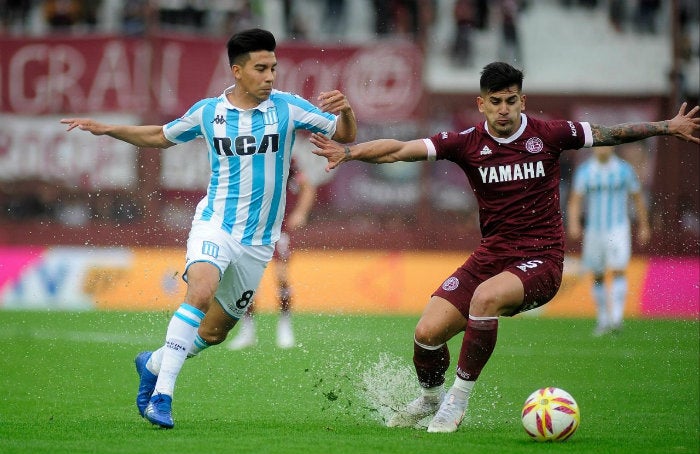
[[344, 146, 351, 160]]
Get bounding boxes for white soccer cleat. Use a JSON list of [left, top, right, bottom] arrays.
[[426, 388, 469, 433], [227, 318, 257, 350], [386, 389, 445, 428], [276, 315, 295, 349]]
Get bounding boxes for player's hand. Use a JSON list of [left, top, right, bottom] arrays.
[[317, 90, 352, 115], [668, 102, 700, 144], [309, 133, 346, 172], [60, 118, 108, 135]]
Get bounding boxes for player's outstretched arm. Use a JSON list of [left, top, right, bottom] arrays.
[[591, 102, 700, 146], [60, 118, 175, 149], [309, 133, 428, 172], [309, 134, 428, 171]]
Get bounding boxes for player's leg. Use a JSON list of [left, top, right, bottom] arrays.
[[226, 304, 257, 350], [144, 261, 219, 428], [584, 231, 609, 335], [387, 296, 466, 428], [608, 225, 632, 332], [591, 272, 609, 335], [274, 232, 295, 348], [198, 297, 239, 344], [428, 256, 563, 433], [275, 257, 295, 348], [427, 271, 523, 433]]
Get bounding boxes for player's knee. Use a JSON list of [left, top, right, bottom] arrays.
[[184, 289, 215, 312], [414, 321, 444, 347], [470, 288, 506, 317]]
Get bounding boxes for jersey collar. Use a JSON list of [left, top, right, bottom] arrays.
[[484, 113, 528, 144], [221, 85, 275, 112]]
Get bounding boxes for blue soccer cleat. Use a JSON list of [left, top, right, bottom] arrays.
[[134, 351, 157, 417], [144, 393, 174, 429]]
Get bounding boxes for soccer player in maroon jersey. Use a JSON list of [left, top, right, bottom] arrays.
[[309, 61, 700, 433]]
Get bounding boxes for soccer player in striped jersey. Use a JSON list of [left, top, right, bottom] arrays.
[[310, 62, 699, 433], [61, 28, 356, 429], [567, 146, 650, 336]]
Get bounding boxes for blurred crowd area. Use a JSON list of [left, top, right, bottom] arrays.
[[0, 179, 141, 227], [1, 1, 698, 61], [1, 1, 699, 252]]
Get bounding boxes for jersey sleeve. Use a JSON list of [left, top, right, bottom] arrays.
[[543, 120, 593, 151], [280, 92, 338, 138], [163, 99, 209, 144], [425, 129, 474, 161]]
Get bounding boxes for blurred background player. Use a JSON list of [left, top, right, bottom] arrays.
[[227, 136, 333, 349], [567, 146, 650, 336]]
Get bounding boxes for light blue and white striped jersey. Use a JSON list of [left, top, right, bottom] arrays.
[[163, 86, 338, 246], [572, 154, 641, 232]]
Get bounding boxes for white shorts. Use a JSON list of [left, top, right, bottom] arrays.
[[581, 224, 631, 274], [184, 219, 274, 319]]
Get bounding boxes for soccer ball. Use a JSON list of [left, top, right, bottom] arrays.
[[521, 387, 580, 442]]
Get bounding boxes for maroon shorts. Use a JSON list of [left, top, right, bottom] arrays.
[[432, 246, 563, 317]]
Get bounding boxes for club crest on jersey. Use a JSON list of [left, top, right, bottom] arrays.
[[525, 137, 544, 153], [263, 107, 278, 125], [442, 277, 459, 291]]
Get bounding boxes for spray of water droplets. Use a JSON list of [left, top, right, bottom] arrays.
[[354, 352, 422, 425]]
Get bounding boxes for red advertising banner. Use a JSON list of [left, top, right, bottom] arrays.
[[0, 34, 424, 121]]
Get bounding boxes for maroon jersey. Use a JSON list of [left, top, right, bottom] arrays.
[[425, 114, 592, 257]]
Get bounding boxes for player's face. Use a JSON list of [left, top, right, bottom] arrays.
[[477, 85, 525, 138], [232, 50, 277, 105], [594, 146, 614, 162]]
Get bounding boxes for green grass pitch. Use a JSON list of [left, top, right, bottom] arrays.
[[0, 310, 697, 454]]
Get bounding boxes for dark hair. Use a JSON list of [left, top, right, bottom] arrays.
[[480, 62, 524, 94], [227, 28, 276, 67]]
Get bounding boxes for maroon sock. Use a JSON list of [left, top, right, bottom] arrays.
[[456, 317, 498, 381], [413, 341, 450, 389], [279, 282, 291, 313]]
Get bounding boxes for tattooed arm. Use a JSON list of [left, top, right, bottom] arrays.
[[591, 102, 700, 146]]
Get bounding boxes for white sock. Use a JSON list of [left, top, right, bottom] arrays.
[[153, 303, 204, 397], [592, 280, 608, 326], [452, 376, 475, 397], [188, 334, 211, 357], [422, 385, 444, 399], [147, 348, 163, 375], [610, 276, 627, 326]]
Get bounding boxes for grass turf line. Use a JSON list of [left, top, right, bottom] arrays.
[[0, 310, 697, 454]]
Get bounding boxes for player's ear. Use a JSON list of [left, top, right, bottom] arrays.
[[231, 64, 242, 80], [520, 94, 526, 111], [476, 96, 485, 113]]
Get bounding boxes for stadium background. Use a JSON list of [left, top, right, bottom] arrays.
[[0, 0, 698, 319]]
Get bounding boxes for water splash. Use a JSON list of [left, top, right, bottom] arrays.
[[355, 352, 421, 425]]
